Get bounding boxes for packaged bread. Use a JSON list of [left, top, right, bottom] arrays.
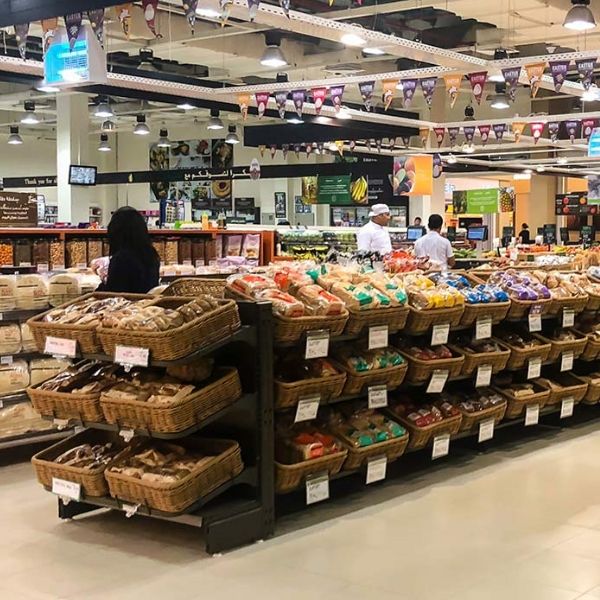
[[48, 274, 81, 307], [0, 360, 29, 395], [242, 234, 261, 259], [0, 323, 21, 355], [295, 285, 344, 316], [0, 276, 16, 311], [15, 274, 48, 310], [29, 358, 70, 386], [225, 235, 244, 257], [227, 273, 276, 296], [255, 289, 304, 317], [330, 282, 377, 310], [0, 401, 52, 438], [19, 323, 36, 352]]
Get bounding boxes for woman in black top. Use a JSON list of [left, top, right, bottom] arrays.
[[98, 207, 160, 294], [519, 223, 530, 244]]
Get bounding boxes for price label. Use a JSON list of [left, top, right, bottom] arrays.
[[525, 403, 540, 426], [115, 346, 150, 368], [368, 385, 388, 409], [368, 325, 388, 350], [162, 268, 176, 277], [0, 355, 13, 365], [121, 503, 140, 518], [475, 316, 493, 340], [53, 418, 71, 430], [305, 330, 329, 359], [432, 433, 450, 460], [76, 263, 87, 270], [478, 418, 495, 443], [183, 260, 193, 266], [561, 351, 574, 372], [562, 308, 575, 328], [195, 260, 204, 268], [426, 369, 449, 394], [0, 400, 4, 409], [44, 336, 77, 358], [52, 477, 81, 502], [527, 356, 542, 380], [0, 313, 3, 321], [528, 306, 542, 333], [54, 264, 65, 271], [306, 473, 329, 505], [37, 263, 49, 273], [560, 397, 575, 419], [475, 364, 493, 388], [119, 428, 135, 442], [295, 397, 320, 423], [366, 456, 387, 485], [431, 323, 450, 346]]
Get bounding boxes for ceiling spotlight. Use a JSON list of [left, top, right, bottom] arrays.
[[196, 7, 221, 18], [94, 98, 114, 118], [260, 43, 288, 68], [207, 109, 224, 130], [133, 114, 150, 135], [102, 120, 116, 132], [7, 126, 23, 145], [35, 82, 59, 93], [464, 104, 475, 120], [316, 116, 332, 124], [98, 133, 111, 152], [363, 47, 385, 55], [225, 125, 240, 144], [563, 0, 596, 31], [336, 106, 352, 120], [341, 32, 366, 47], [177, 101, 195, 111], [138, 48, 157, 72], [20, 100, 39, 125], [286, 112, 303, 124], [446, 154, 457, 164], [157, 128, 170, 148]]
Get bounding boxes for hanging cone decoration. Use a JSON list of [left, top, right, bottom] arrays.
[[447, 127, 459, 146], [493, 123, 507, 142], [237, 93, 251, 120], [311, 87, 327, 114], [468, 72, 487, 104], [220, 0, 233, 26], [247, 0, 260, 21], [182, 1, 199, 32], [400, 79, 417, 108], [375, 139, 382, 152], [330, 85, 344, 112], [275, 91, 287, 119], [388, 137, 396, 149], [87, 9, 105, 46], [401, 136, 411, 147], [40, 18, 57, 54], [293, 144, 301, 158], [463, 125, 476, 145], [502, 67, 521, 102], [366, 139, 372, 150], [443, 74, 462, 109], [292, 90, 305, 117], [530, 122, 545, 144], [259, 145, 266, 157], [433, 127, 446, 148], [255, 92, 270, 118], [525, 63, 546, 98], [432, 154, 443, 179], [583, 118, 597, 140], [576, 58, 596, 91], [419, 128, 430, 148], [282, 144, 289, 159], [64, 13, 83, 50], [335, 140, 344, 156], [270, 144, 277, 158], [382, 80, 398, 110], [305, 144, 312, 158], [565, 120, 580, 143], [142, 0, 162, 37], [548, 122, 560, 143], [279, 0, 291, 18], [512, 121, 526, 143], [549, 60, 569, 93], [249, 158, 261, 181], [420, 77, 437, 107], [14, 23, 30, 59], [316, 142, 324, 154], [359, 81, 375, 111], [115, 4, 133, 38], [478, 125, 491, 145]]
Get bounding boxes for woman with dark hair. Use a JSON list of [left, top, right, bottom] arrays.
[[519, 223, 530, 244], [97, 207, 160, 294]]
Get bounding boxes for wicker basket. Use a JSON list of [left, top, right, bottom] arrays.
[[497, 337, 551, 370], [404, 305, 464, 336], [391, 413, 462, 450], [399, 349, 464, 385], [577, 331, 600, 361], [32, 429, 123, 497], [339, 432, 409, 471], [275, 372, 347, 409], [448, 343, 510, 376], [533, 332, 588, 363], [100, 367, 242, 433], [506, 297, 552, 320], [332, 357, 408, 396], [457, 272, 510, 327], [586, 292, 600, 312], [456, 401, 507, 433], [577, 374, 600, 405], [547, 294, 589, 316], [162, 278, 226, 298], [275, 451, 348, 493], [344, 305, 409, 336], [492, 383, 550, 419], [98, 297, 241, 361], [536, 374, 588, 405], [105, 438, 244, 513]]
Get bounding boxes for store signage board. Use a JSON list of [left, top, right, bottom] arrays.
[[366, 456, 387, 484], [466, 189, 499, 214], [317, 175, 351, 205], [0, 192, 37, 227], [589, 129, 600, 157], [555, 193, 591, 215]]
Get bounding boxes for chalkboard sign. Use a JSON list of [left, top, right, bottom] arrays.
[[543, 224, 557, 245], [0, 192, 37, 227]]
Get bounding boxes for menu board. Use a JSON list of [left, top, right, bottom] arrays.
[[555, 193, 597, 215], [0, 192, 37, 227]]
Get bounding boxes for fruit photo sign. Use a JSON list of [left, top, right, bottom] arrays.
[[392, 155, 433, 196]]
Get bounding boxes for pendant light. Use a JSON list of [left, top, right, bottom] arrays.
[[138, 48, 157, 71], [102, 120, 116, 132], [8, 126, 23, 145], [488, 48, 508, 83], [464, 104, 475, 120], [94, 97, 114, 118], [207, 109, 224, 130], [177, 101, 196, 111], [21, 100, 39, 124], [133, 114, 150, 135], [260, 43, 287, 68], [157, 128, 171, 148], [98, 133, 111, 152], [225, 125, 240, 144], [489, 84, 510, 109], [563, 0, 596, 31]]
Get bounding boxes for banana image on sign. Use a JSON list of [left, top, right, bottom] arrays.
[[350, 176, 368, 204]]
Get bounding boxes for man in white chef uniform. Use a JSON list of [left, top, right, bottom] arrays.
[[357, 204, 393, 255]]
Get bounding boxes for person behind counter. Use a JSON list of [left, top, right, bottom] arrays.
[[519, 223, 530, 244], [96, 206, 160, 294], [414, 213, 455, 270], [357, 203, 392, 255]]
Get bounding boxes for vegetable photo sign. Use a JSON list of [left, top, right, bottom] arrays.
[[392, 155, 433, 196]]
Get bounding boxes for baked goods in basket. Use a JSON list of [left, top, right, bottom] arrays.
[[54, 443, 120, 469]]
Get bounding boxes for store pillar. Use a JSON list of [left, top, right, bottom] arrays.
[[56, 93, 92, 224]]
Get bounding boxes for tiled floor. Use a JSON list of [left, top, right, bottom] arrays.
[[3, 421, 600, 600]]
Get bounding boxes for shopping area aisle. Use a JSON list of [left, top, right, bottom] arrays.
[[3, 423, 600, 600]]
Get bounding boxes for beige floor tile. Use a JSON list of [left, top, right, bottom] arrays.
[[582, 585, 600, 598]]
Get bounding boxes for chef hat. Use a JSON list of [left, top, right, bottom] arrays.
[[369, 203, 391, 217]]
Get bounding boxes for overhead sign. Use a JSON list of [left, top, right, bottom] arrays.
[[0, 192, 38, 227], [317, 175, 351, 205], [392, 155, 433, 196], [555, 193, 596, 214], [453, 189, 499, 214]]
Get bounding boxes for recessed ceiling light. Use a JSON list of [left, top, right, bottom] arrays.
[[558, 157, 568, 165], [286, 112, 303, 124], [490, 94, 510, 109], [316, 116, 332, 124], [514, 172, 531, 180], [363, 47, 385, 55], [463, 144, 475, 154], [196, 7, 221, 18], [488, 72, 505, 83], [523, 168, 533, 174], [260, 44, 288, 68], [35, 82, 59, 93], [7, 126, 23, 145], [563, 0, 596, 31], [98, 133, 111, 152], [177, 102, 196, 111], [536, 165, 546, 172], [133, 114, 150, 135], [341, 33, 366, 47]]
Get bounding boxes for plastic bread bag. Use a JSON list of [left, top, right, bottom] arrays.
[[226, 273, 276, 296], [241, 234, 261, 259], [295, 284, 345, 316], [255, 289, 305, 317]]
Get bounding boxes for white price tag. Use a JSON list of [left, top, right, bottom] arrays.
[[0, 313, 3, 321], [195, 260, 204, 268], [560, 397, 575, 419], [183, 260, 193, 266], [53, 418, 70, 430], [115, 345, 150, 368], [44, 336, 77, 358], [431, 323, 450, 346], [475, 364, 493, 388], [119, 428, 135, 442], [368, 325, 388, 350], [426, 369, 449, 394], [432, 433, 450, 459], [162, 268, 176, 277], [121, 503, 140, 518], [37, 263, 49, 273], [528, 307, 542, 333], [366, 456, 387, 485], [294, 397, 320, 423], [561, 351, 574, 372], [475, 316, 493, 340], [0, 400, 4, 409], [478, 418, 495, 443], [562, 308, 575, 328], [305, 330, 329, 359], [306, 473, 329, 505], [76, 263, 87, 270], [368, 385, 388, 409], [54, 264, 65, 271], [51, 477, 81, 501], [527, 356, 542, 380], [525, 403, 540, 426], [0, 355, 13, 365]]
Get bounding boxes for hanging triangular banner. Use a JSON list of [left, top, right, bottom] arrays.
[[447, 127, 459, 146], [316, 142, 324, 154], [220, 0, 233, 25], [525, 63, 546, 98], [40, 18, 57, 54], [282, 143, 289, 159], [87, 9, 105, 46], [419, 128, 430, 148], [479, 125, 491, 145], [463, 126, 476, 144], [255, 92, 270, 118], [548, 122, 560, 143], [549, 60, 569, 93], [576, 58, 596, 91], [433, 154, 443, 179], [247, 0, 260, 21], [443, 74, 462, 109], [182, 1, 199, 32], [388, 137, 396, 149], [502, 67, 521, 102], [115, 4, 133, 38], [258, 145, 266, 157], [493, 123, 507, 141], [382, 79, 398, 110], [565, 120, 580, 143], [279, 0, 290, 17], [275, 91, 287, 119], [14, 23, 30, 59], [335, 140, 344, 156], [142, 0, 162, 37], [530, 122, 545, 144], [249, 158, 261, 181], [293, 143, 301, 158], [433, 127, 446, 148], [270, 144, 277, 158], [306, 144, 312, 158], [583, 119, 597, 140], [237, 93, 251, 120], [400, 79, 417, 108], [512, 121, 526, 143], [64, 13, 82, 50], [292, 90, 305, 117], [359, 81, 375, 111], [349, 140, 356, 151], [420, 77, 437, 107], [375, 139, 382, 152], [401, 136, 411, 147], [330, 85, 344, 112], [311, 87, 327, 114], [468, 72, 487, 104]]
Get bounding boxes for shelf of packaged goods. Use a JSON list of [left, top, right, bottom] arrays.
[[0, 428, 72, 450]]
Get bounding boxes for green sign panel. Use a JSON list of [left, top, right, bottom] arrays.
[[318, 175, 351, 205], [466, 188, 499, 214]]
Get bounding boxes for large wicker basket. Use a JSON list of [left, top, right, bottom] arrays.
[[536, 374, 588, 405], [533, 332, 588, 363], [505, 297, 552, 320], [275, 451, 347, 493], [332, 357, 408, 396], [496, 337, 551, 370], [585, 291, 600, 312], [344, 305, 409, 336], [547, 294, 589, 316], [105, 438, 244, 514], [457, 273, 510, 327], [100, 367, 242, 434], [275, 371, 346, 409], [404, 305, 464, 336], [340, 432, 409, 471], [390, 411, 462, 450], [399, 349, 464, 385], [493, 383, 550, 419], [448, 343, 510, 376], [456, 400, 507, 433], [577, 331, 600, 361], [576, 373, 600, 405], [162, 278, 226, 298]]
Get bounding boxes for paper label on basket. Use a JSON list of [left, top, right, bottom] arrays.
[[76, 263, 87, 270], [561, 351, 574, 372], [295, 397, 320, 423], [427, 370, 448, 394], [528, 306, 542, 332], [527, 356, 542, 380], [53, 418, 70, 430], [121, 503, 140, 518], [525, 403, 540, 426], [163, 268, 176, 277], [475, 316, 493, 340], [37, 263, 49, 273], [52, 477, 81, 502], [195, 260, 203, 268], [478, 418, 495, 443], [0, 314, 3, 321], [119, 428, 135, 442], [44, 337, 77, 358], [560, 397, 575, 419], [366, 455, 387, 485], [368, 325, 388, 350], [0, 355, 13, 365], [431, 323, 450, 346], [368, 385, 388, 409], [306, 473, 329, 505], [115, 346, 150, 368], [562, 308, 575, 328], [432, 433, 450, 459], [183, 260, 193, 266], [475, 364, 493, 388], [305, 330, 329, 359]]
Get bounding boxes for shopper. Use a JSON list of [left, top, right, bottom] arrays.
[[414, 216, 422, 226], [357, 203, 393, 255], [519, 223, 531, 244], [414, 213, 455, 270], [97, 206, 160, 294]]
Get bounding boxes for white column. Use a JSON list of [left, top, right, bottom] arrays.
[[56, 92, 92, 224]]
